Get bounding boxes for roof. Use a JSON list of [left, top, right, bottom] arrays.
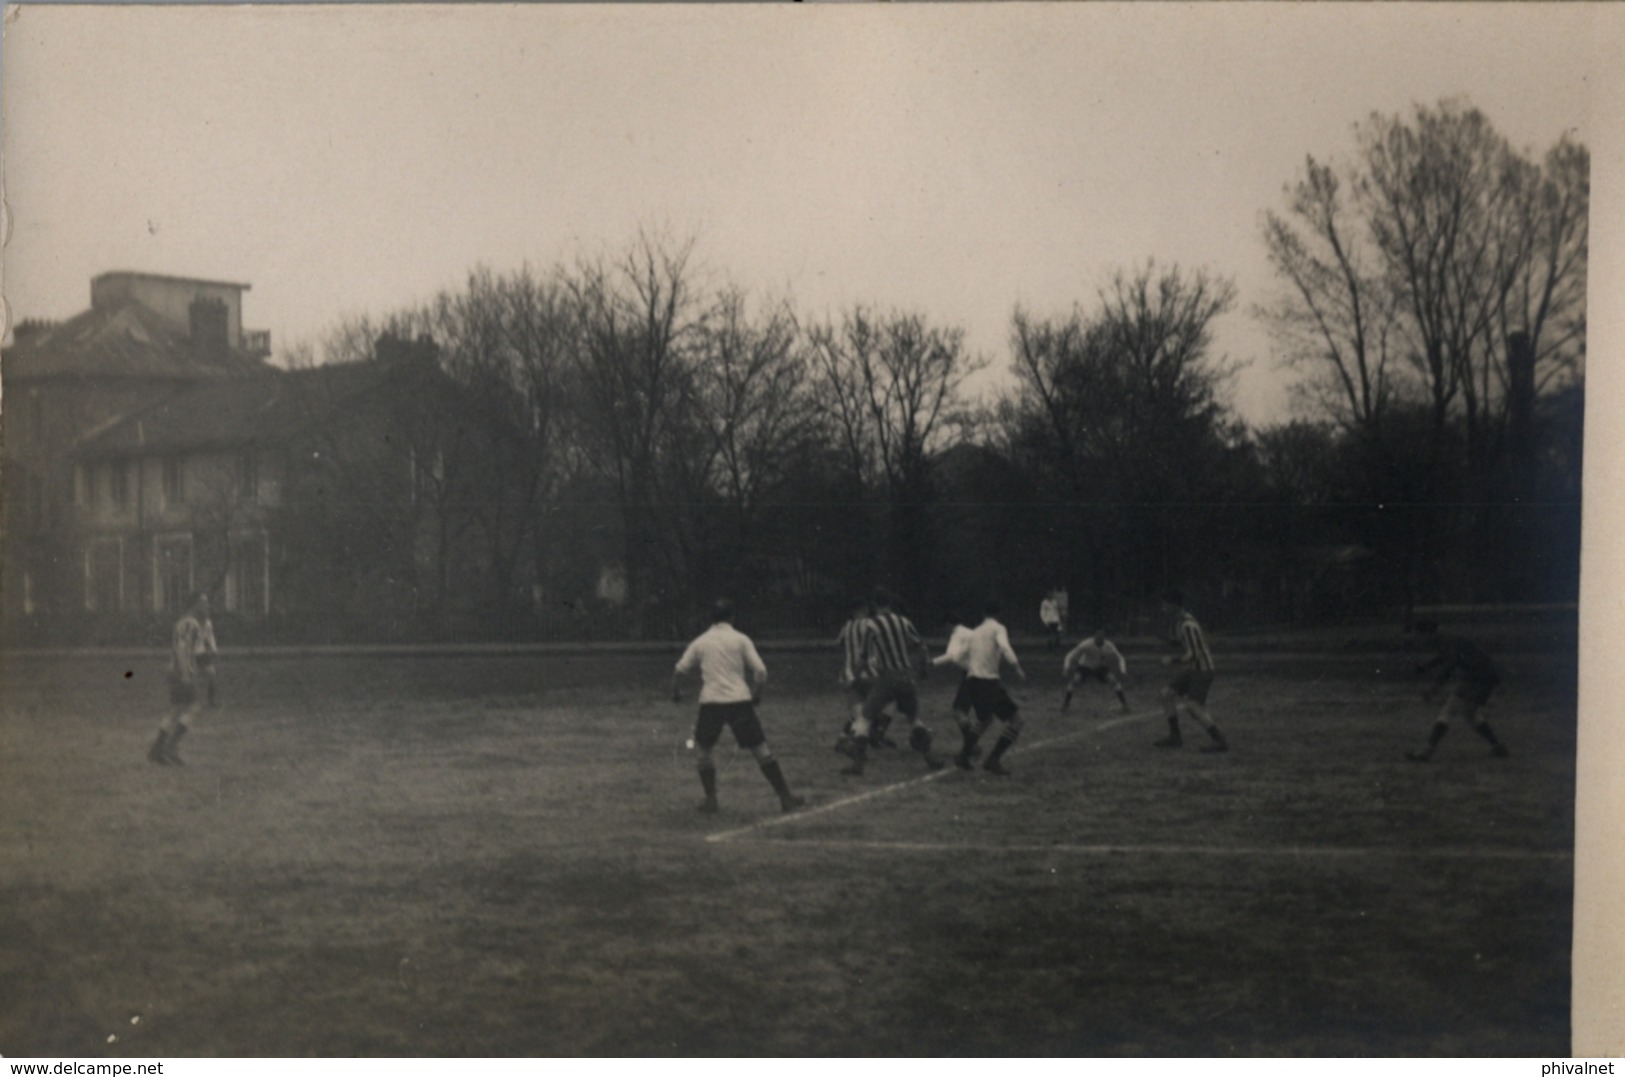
[[92, 270, 252, 292], [2, 298, 268, 382], [73, 358, 436, 458]]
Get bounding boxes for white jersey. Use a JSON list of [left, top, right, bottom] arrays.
[[675, 623, 767, 704], [946, 618, 1020, 680], [1064, 639, 1126, 676], [931, 625, 975, 671], [1040, 599, 1061, 627]]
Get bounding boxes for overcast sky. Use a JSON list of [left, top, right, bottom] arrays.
[[2, 3, 1618, 425]]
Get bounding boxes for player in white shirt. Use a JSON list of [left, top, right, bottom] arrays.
[[936, 601, 1028, 774], [1039, 592, 1063, 651], [672, 599, 805, 815], [1062, 630, 1130, 714]]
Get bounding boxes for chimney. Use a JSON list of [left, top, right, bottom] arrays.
[[189, 296, 230, 363]]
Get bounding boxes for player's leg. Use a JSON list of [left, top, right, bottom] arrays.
[[1107, 672, 1130, 712], [955, 681, 993, 768], [1061, 671, 1078, 713], [836, 682, 867, 754], [842, 677, 889, 774], [736, 706, 805, 812], [982, 690, 1023, 775], [148, 708, 178, 764], [1183, 675, 1227, 752], [164, 700, 201, 764], [1155, 681, 1184, 748], [694, 706, 726, 811], [1460, 687, 1509, 757], [1407, 695, 1458, 762], [892, 683, 942, 770]]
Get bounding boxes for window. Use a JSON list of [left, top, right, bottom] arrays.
[[154, 534, 193, 613], [110, 461, 130, 510], [85, 539, 123, 613], [163, 457, 186, 507], [227, 531, 269, 616], [86, 463, 101, 508], [238, 451, 259, 502]]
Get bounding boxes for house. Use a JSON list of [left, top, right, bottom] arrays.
[[2, 272, 272, 633], [62, 334, 472, 639]]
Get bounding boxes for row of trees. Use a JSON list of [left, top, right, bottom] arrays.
[[286, 98, 1584, 638]]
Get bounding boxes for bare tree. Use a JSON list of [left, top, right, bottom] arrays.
[[807, 306, 983, 601], [564, 231, 710, 636], [1260, 157, 1400, 434], [1006, 263, 1239, 611]]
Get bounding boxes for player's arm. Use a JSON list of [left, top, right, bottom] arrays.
[[1162, 630, 1194, 667], [175, 624, 200, 682], [671, 645, 698, 703], [745, 641, 768, 702], [998, 625, 1026, 681], [905, 622, 931, 679], [1108, 642, 1128, 676], [1061, 641, 1084, 675]]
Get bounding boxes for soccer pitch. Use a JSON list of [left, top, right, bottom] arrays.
[[0, 642, 1576, 1056]]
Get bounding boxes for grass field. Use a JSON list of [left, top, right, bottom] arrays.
[[0, 638, 1576, 1056]]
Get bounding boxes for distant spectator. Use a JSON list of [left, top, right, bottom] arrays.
[[1040, 592, 1063, 651]]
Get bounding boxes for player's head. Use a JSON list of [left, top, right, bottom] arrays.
[[851, 596, 872, 618], [940, 611, 962, 629], [189, 590, 211, 616], [1161, 589, 1185, 611], [1092, 628, 1106, 644], [983, 599, 1002, 619], [710, 598, 735, 625], [871, 586, 896, 611]]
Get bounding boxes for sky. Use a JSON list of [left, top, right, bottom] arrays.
[[1, 3, 1619, 425]]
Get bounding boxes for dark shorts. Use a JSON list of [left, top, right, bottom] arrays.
[[846, 677, 873, 704], [168, 673, 197, 707], [863, 668, 919, 723], [1169, 669, 1215, 705], [963, 677, 1019, 724], [1454, 677, 1498, 707], [1070, 665, 1113, 684], [950, 673, 972, 713], [694, 701, 766, 751]]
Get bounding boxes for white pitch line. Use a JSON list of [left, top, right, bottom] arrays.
[[716, 838, 1574, 863], [704, 706, 1158, 844]]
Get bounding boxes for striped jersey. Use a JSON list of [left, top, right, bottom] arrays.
[[836, 616, 874, 684], [171, 613, 206, 680], [863, 610, 923, 675], [1174, 612, 1215, 672]]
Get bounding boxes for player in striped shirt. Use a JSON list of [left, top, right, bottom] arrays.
[[1155, 591, 1229, 752], [833, 597, 897, 752], [837, 587, 944, 775], [1405, 620, 1509, 762], [1062, 629, 1130, 714], [148, 591, 210, 765]]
